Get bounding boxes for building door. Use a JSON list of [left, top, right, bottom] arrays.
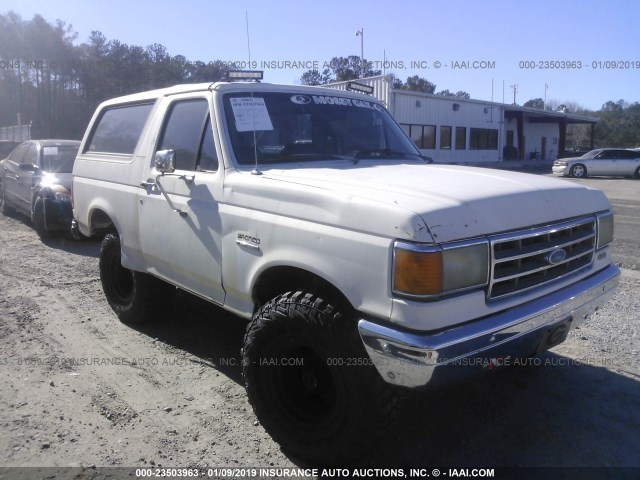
[[506, 131, 514, 147], [541, 137, 547, 160]]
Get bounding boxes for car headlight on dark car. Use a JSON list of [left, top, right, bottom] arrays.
[[53, 190, 71, 203]]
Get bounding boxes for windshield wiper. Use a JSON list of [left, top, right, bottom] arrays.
[[349, 149, 431, 163]]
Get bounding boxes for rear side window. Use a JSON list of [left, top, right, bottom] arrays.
[[86, 102, 154, 154]]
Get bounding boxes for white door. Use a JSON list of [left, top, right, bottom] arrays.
[[588, 150, 615, 176], [139, 97, 225, 304]]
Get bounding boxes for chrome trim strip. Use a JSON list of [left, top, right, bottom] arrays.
[[359, 264, 620, 388]]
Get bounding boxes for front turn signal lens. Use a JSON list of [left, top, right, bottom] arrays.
[[393, 247, 443, 296]]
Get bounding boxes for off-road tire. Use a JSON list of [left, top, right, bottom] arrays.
[[634, 166, 640, 179], [242, 290, 397, 464], [99, 233, 175, 323], [32, 196, 50, 239]]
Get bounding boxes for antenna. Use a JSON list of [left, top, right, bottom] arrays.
[[245, 11, 261, 175], [245, 11, 252, 68]]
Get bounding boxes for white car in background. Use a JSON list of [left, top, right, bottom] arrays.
[[553, 148, 640, 178]]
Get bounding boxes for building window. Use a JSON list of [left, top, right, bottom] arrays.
[[402, 124, 436, 149], [470, 128, 498, 150], [440, 126, 452, 150], [409, 125, 423, 148], [455, 127, 466, 150], [421, 125, 436, 149]]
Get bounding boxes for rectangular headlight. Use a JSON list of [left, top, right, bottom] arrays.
[[596, 212, 614, 249], [393, 239, 489, 298]]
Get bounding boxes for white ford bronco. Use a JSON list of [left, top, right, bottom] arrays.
[[72, 80, 620, 463]]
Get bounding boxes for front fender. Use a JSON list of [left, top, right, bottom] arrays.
[[220, 211, 394, 322]]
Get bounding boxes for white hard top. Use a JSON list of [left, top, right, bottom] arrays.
[[98, 81, 381, 107]]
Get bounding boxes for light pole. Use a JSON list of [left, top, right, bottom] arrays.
[[355, 28, 364, 78]]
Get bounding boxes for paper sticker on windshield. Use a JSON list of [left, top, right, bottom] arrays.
[[230, 97, 274, 132], [43, 147, 59, 156]]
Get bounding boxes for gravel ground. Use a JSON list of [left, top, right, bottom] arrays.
[[0, 176, 638, 479]]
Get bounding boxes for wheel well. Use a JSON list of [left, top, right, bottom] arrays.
[[31, 188, 46, 204], [90, 208, 116, 233], [252, 266, 351, 313]]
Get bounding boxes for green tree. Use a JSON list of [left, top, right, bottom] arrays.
[[395, 75, 436, 94], [437, 89, 470, 99], [300, 68, 333, 86], [300, 56, 381, 85], [595, 101, 640, 147], [524, 98, 545, 109]]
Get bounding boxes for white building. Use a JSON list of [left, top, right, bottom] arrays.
[[326, 75, 597, 164]]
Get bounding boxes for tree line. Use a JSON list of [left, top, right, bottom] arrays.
[[300, 57, 470, 98], [1, 11, 638, 148], [522, 97, 640, 149], [0, 12, 230, 139]]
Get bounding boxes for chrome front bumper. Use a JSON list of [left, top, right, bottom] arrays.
[[551, 165, 569, 176], [358, 264, 620, 388]]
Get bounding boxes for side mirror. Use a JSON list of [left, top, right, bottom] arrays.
[[155, 149, 176, 173], [19, 163, 38, 172]]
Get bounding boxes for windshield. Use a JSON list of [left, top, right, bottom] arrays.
[[41, 145, 78, 173], [223, 92, 422, 166]]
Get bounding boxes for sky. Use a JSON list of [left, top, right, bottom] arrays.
[[1, 0, 639, 111]]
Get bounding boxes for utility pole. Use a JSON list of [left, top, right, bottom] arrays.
[[510, 84, 518, 105], [355, 28, 364, 78], [544, 83, 548, 109]]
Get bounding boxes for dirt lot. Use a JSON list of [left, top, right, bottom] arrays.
[[0, 176, 639, 478]]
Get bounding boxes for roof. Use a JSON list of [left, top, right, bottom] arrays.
[[96, 81, 385, 108], [392, 89, 598, 124], [28, 139, 82, 147]]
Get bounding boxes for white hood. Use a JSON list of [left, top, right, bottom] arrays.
[[228, 162, 611, 243]]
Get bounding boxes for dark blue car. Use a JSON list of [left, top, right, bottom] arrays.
[[0, 139, 80, 237]]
